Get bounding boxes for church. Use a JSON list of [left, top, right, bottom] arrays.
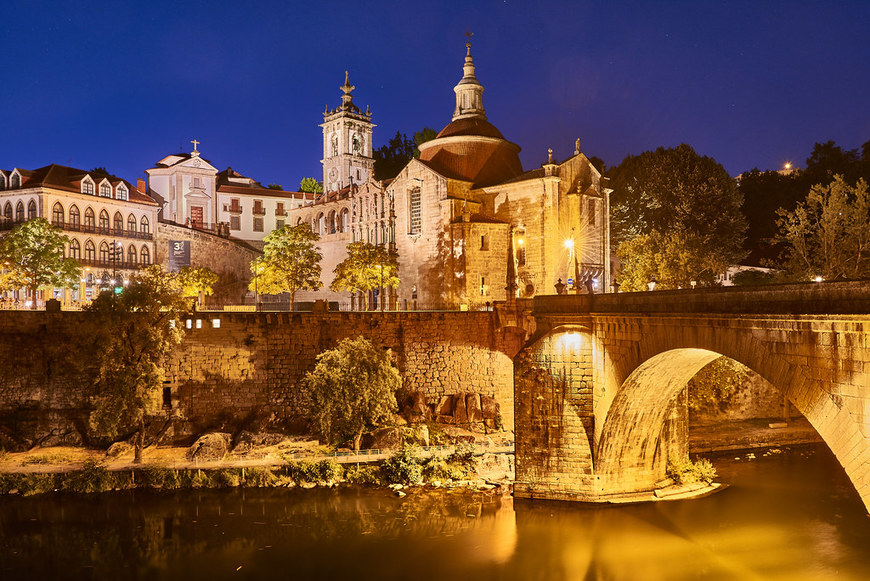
[[290, 40, 611, 309]]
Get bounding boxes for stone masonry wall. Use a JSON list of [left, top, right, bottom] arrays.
[[169, 311, 524, 432], [0, 311, 524, 444]]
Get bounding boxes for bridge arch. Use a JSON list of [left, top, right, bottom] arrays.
[[515, 310, 870, 511]]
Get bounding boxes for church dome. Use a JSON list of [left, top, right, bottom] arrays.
[[417, 41, 522, 187]]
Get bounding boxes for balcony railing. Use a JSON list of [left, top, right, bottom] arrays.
[[77, 257, 150, 270], [49, 220, 153, 240], [252, 206, 266, 216]]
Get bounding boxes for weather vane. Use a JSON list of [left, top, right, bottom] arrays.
[[465, 29, 474, 46]]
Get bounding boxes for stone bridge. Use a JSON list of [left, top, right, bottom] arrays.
[[512, 281, 870, 512]]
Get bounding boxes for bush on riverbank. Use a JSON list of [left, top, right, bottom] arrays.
[[667, 457, 718, 485]]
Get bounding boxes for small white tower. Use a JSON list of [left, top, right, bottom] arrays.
[[320, 71, 375, 194]]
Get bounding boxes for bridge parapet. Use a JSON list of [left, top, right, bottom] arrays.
[[533, 280, 870, 316]]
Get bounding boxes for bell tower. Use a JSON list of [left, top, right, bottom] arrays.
[[320, 71, 375, 194]]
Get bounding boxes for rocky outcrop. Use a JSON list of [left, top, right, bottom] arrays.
[[185, 433, 231, 461]]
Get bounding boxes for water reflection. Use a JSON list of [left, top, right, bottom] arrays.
[[1, 444, 869, 580]]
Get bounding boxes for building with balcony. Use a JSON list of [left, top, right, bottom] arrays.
[[0, 164, 158, 302]]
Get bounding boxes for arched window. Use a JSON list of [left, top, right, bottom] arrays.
[[69, 205, 81, 229], [99, 182, 111, 197], [140, 216, 149, 233], [84, 207, 95, 231], [98, 210, 109, 231], [10, 174, 20, 188], [0, 174, 5, 189], [99, 242, 110, 262], [15, 201, 24, 222], [82, 179, 94, 195], [27, 200, 37, 220], [69, 239, 81, 260], [3, 202, 10, 222], [127, 214, 136, 232], [140, 245, 150, 265], [84, 240, 96, 261], [113, 212, 123, 232], [52, 203, 64, 225], [127, 245, 137, 264], [316, 212, 324, 235], [116, 185, 128, 201], [340, 208, 350, 233], [86, 273, 95, 286], [328, 210, 336, 234]]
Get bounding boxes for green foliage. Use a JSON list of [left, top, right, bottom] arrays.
[[688, 357, 750, 412], [330, 242, 399, 309], [177, 266, 219, 304], [412, 127, 437, 155], [212, 469, 241, 487], [773, 176, 870, 281], [616, 231, 733, 291], [300, 337, 400, 450], [374, 131, 416, 180], [316, 459, 344, 482], [421, 458, 467, 481], [447, 442, 476, 467], [667, 457, 717, 485], [251, 224, 322, 306], [343, 464, 382, 485], [21, 451, 73, 465], [609, 144, 746, 289], [243, 467, 277, 487], [267, 183, 284, 191], [298, 177, 323, 194], [284, 460, 321, 484], [0, 218, 80, 305], [83, 265, 187, 463], [731, 269, 777, 286], [62, 459, 114, 493], [381, 444, 423, 485]]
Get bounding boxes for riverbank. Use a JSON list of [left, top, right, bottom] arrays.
[[690, 416, 822, 454]]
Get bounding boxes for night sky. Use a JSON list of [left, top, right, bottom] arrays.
[[3, 1, 868, 189]]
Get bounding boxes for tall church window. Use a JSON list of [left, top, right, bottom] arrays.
[[113, 212, 124, 233], [99, 242, 110, 262], [328, 210, 336, 234], [140, 245, 151, 265], [27, 200, 37, 220], [408, 187, 421, 235], [3, 202, 11, 222], [127, 214, 137, 232], [140, 216, 150, 233], [128, 245, 137, 264], [69, 205, 80, 229], [69, 239, 81, 260], [517, 241, 526, 267], [52, 203, 65, 225], [16, 201, 24, 223], [587, 199, 596, 226], [84, 240, 95, 261]]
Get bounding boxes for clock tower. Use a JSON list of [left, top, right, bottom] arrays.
[[320, 71, 375, 193]]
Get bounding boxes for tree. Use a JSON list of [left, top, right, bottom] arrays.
[[84, 265, 188, 463], [608, 144, 746, 289], [687, 357, 750, 414], [300, 336, 400, 450], [373, 131, 416, 180], [267, 183, 284, 191], [331, 242, 399, 310], [299, 178, 323, 194], [177, 266, 219, 309], [773, 175, 870, 281], [0, 218, 80, 308], [413, 127, 437, 154], [250, 224, 322, 308]]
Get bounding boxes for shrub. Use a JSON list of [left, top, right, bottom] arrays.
[[448, 442, 476, 467], [19, 473, 58, 496], [421, 458, 466, 482], [381, 444, 423, 485], [212, 469, 241, 488], [21, 452, 73, 466], [667, 457, 718, 485], [285, 460, 320, 484], [243, 467, 277, 488], [344, 464, 382, 486], [63, 459, 114, 493], [189, 470, 211, 488], [316, 459, 344, 483]]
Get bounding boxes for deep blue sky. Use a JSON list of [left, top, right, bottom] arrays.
[[3, 1, 868, 189]]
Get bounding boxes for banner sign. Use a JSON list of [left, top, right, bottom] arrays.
[[168, 240, 191, 272]]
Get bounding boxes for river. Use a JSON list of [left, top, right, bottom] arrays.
[[1, 443, 869, 580]]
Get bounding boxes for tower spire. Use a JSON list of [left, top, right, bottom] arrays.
[[452, 34, 486, 121], [340, 70, 356, 111]]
